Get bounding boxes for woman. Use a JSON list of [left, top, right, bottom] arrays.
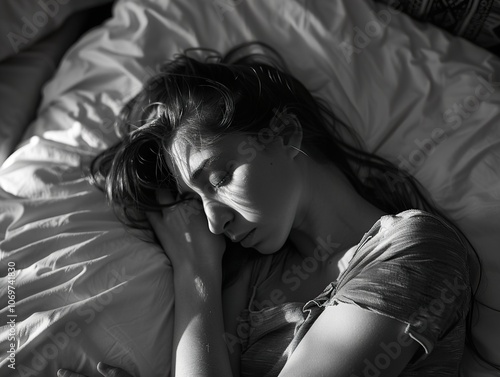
[[58, 43, 478, 377]]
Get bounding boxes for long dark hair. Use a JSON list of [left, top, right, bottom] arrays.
[[90, 42, 439, 224], [89, 42, 492, 369]]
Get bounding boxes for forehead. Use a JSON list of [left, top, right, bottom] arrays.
[[166, 134, 243, 184]]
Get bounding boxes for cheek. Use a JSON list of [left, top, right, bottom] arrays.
[[216, 165, 275, 221], [244, 161, 297, 211]]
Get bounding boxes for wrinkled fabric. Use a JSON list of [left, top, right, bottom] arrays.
[[239, 210, 472, 377]]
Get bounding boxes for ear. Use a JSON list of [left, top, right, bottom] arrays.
[[275, 112, 304, 158]]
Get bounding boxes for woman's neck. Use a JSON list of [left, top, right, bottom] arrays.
[[289, 157, 385, 261]]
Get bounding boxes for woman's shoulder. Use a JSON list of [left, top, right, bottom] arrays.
[[348, 209, 471, 276], [374, 209, 468, 251], [379, 209, 456, 233], [314, 209, 473, 369], [332, 209, 472, 314]]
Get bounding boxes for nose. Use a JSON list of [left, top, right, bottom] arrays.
[[202, 199, 233, 235]]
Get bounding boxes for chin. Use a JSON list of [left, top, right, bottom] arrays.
[[253, 237, 286, 255]]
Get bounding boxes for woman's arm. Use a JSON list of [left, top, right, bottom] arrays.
[[278, 303, 420, 377], [171, 264, 233, 377], [57, 194, 239, 377], [60, 301, 418, 377], [156, 198, 419, 377], [221, 262, 252, 375], [146, 194, 236, 377]]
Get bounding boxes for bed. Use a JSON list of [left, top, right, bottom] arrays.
[[0, 0, 499, 376]]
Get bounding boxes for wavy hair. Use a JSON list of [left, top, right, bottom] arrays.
[[88, 42, 493, 367], [90, 42, 440, 226]]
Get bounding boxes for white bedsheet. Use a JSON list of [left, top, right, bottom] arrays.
[[0, 144, 173, 376]]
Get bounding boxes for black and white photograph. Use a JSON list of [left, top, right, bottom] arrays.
[[1, 1, 500, 376]]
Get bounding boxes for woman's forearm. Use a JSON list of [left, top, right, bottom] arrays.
[[171, 266, 234, 377]]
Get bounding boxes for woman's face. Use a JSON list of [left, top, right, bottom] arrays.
[[168, 133, 303, 254]]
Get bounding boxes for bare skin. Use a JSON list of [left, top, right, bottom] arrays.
[[58, 118, 419, 377]]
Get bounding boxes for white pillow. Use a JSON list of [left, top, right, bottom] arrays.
[[0, 0, 114, 61], [0, 11, 97, 166], [0, 171, 173, 377]]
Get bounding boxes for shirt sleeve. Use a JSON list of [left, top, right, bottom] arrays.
[[322, 210, 472, 357]]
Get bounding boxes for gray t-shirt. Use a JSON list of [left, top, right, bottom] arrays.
[[238, 210, 472, 376]]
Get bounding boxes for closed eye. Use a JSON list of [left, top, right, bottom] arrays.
[[211, 172, 231, 189]]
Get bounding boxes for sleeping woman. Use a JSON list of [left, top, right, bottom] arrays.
[[57, 43, 479, 377]]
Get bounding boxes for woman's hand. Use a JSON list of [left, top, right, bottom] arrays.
[[146, 190, 226, 277], [57, 362, 133, 377], [148, 190, 234, 377]]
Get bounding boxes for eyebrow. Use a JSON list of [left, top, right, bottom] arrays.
[[189, 155, 220, 183]]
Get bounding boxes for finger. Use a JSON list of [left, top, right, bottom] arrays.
[[145, 210, 166, 237], [145, 209, 161, 223], [157, 188, 176, 205], [57, 369, 87, 377], [97, 362, 133, 377]]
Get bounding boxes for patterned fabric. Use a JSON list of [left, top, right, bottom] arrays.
[[374, 0, 500, 55], [238, 210, 472, 377]]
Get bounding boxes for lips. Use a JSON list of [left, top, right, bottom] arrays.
[[239, 228, 256, 247], [231, 228, 256, 244]]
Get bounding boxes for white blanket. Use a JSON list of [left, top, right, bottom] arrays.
[[0, 150, 173, 377]]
